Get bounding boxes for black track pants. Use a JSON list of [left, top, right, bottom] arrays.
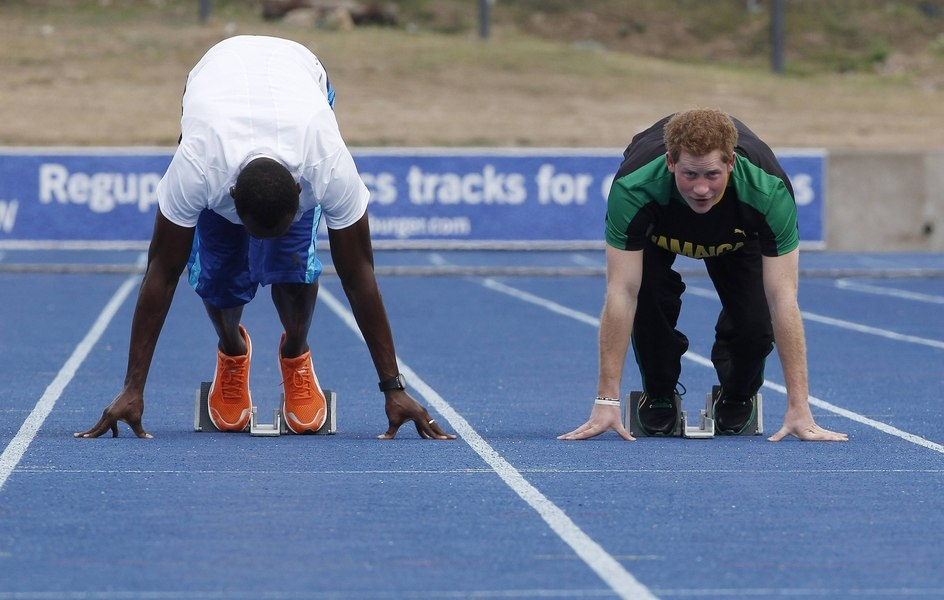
[[630, 241, 774, 398]]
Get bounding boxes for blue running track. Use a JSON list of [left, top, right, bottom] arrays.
[[1, 249, 943, 599]]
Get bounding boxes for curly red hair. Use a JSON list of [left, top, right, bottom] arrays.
[[663, 108, 738, 162]]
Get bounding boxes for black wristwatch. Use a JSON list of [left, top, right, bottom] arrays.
[[378, 373, 406, 392]]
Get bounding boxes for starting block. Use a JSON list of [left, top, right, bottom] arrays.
[[194, 381, 337, 436], [622, 386, 763, 439]]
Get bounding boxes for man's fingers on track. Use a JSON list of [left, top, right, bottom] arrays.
[[377, 424, 400, 440], [74, 416, 152, 439], [121, 414, 146, 438], [425, 419, 456, 440], [559, 421, 635, 441], [802, 424, 849, 442], [413, 419, 430, 439], [615, 425, 636, 441], [559, 423, 599, 441], [568, 421, 594, 435], [73, 415, 112, 438], [556, 423, 590, 440], [127, 420, 153, 439], [410, 418, 455, 440], [768, 424, 848, 442]]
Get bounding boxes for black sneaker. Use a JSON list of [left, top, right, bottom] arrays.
[[713, 387, 757, 434], [636, 392, 679, 436]]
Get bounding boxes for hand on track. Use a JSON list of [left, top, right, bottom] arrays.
[[768, 406, 848, 442], [558, 404, 634, 441], [74, 389, 153, 439], [378, 390, 456, 440]]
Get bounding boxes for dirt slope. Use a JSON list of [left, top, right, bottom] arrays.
[[2, 1, 943, 150]]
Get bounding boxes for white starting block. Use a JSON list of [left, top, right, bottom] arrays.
[[680, 402, 716, 439], [194, 381, 336, 436], [623, 386, 762, 438], [249, 406, 282, 437]]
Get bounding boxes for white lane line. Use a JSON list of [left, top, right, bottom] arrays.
[[836, 278, 944, 304], [482, 279, 944, 455], [16, 467, 944, 475], [318, 288, 657, 600], [686, 285, 944, 350], [801, 313, 944, 350], [0, 587, 941, 599], [0, 590, 622, 599], [570, 253, 603, 268], [482, 278, 601, 327], [0, 268, 143, 492]]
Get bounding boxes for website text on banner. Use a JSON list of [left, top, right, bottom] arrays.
[[0, 148, 825, 248]]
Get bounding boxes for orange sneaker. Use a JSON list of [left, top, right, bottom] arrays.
[[279, 335, 327, 434], [207, 325, 253, 432]]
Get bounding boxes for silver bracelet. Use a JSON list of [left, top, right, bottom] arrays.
[[594, 396, 620, 407]]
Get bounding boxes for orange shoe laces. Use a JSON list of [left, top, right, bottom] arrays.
[[218, 354, 249, 404], [282, 355, 318, 403], [283, 361, 315, 400]]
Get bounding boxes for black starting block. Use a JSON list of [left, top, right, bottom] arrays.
[[194, 381, 337, 436], [622, 386, 762, 438]]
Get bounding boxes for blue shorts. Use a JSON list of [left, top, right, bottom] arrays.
[[187, 207, 324, 308]]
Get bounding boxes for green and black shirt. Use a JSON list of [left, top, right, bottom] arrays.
[[605, 115, 799, 259]]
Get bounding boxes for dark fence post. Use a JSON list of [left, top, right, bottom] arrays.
[[770, 0, 785, 73], [478, 0, 491, 40], [199, 0, 211, 24]]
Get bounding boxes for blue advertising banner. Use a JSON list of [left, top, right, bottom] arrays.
[[0, 147, 825, 248]]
